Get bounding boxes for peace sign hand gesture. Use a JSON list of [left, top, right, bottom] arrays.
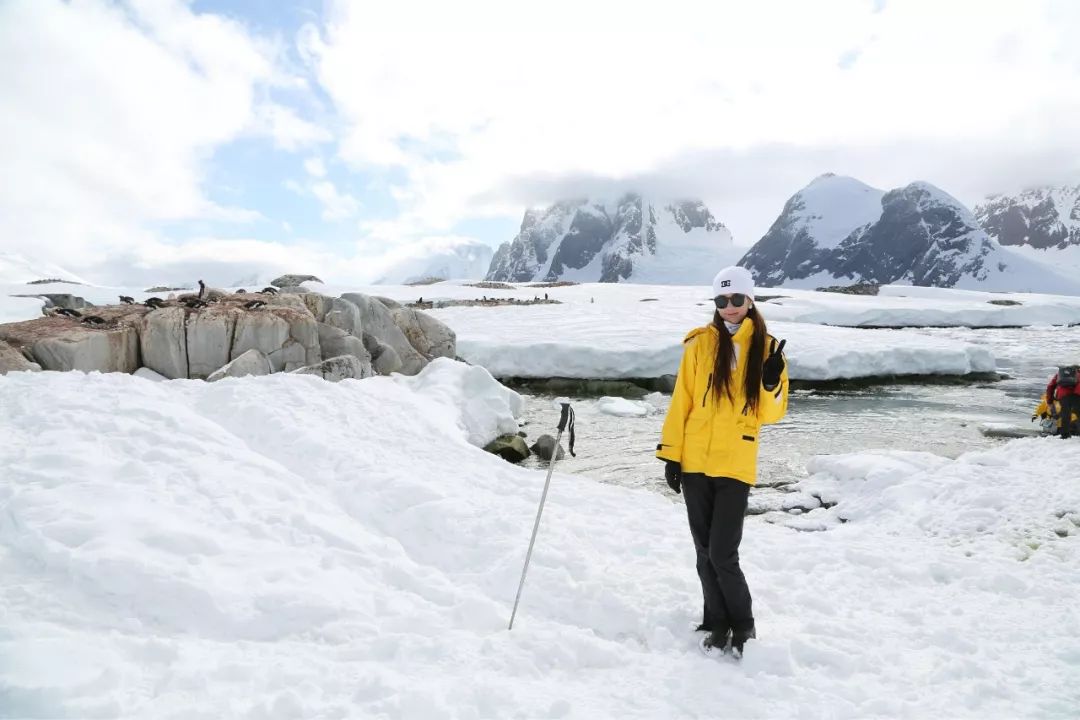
[[762, 338, 787, 390]]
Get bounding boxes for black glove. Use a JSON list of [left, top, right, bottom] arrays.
[[762, 338, 787, 390], [664, 461, 682, 494]]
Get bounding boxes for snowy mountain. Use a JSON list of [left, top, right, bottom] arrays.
[[975, 185, 1080, 276], [486, 194, 738, 284], [374, 236, 493, 285], [976, 185, 1080, 250], [740, 175, 1080, 294], [736, 174, 884, 287], [0, 252, 87, 285]]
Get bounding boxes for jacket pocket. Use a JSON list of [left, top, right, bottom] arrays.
[[701, 373, 712, 407]]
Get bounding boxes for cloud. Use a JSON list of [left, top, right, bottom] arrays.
[[0, 0, 302, 276], [5, 0, 1080, 287], [310, 180, 360, 220], [254, 104, 332, 151], [304, 157, 327, 177], [306, 0, 1080, 244]]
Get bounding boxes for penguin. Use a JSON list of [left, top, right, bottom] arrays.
[[183, 298, 209, 309], [144, 297, 166, 309], [54, 307, 82, 318], [243, 300, 267, 310], [235, 289, 247, 294], [119, 295, 135, 304], [260, 286, 279, 295], [80, 315, 107, 326]]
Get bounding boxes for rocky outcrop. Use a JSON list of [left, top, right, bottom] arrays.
[[362, 332, 402, 375], [342, 293, 426, 375], [0, 312, 140, 374], [390, 307, 456, 361], [10, 293, 94, 312], [271, 274, 323, 288], [186, 307, 239, 380], [292, 355, 371, 382], [530, 434, 565, 462], [231, 307, 319, 373], [139, 307, 189, 379], [0, 340, 40, 374], [484, 434, 530, 463], [207, 349, 272, 382], [0, 289, 455, 382], [318, 323, 371, 366]]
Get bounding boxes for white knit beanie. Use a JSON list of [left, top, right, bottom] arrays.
[[711, 266, 755, 300]]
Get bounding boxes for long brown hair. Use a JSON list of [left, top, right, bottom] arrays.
[[711, 305, 768, 413]]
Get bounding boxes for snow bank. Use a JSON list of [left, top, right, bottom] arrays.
[[427, 305, 996, 381], [1, 372, 1077, 717], [784, 442, 1080, 557], [392, 357, 523, 447]]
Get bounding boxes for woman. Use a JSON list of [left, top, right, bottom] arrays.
[[656, 265, 789, 658]]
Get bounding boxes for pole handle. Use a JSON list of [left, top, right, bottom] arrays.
[[557, 402, 576, 457]]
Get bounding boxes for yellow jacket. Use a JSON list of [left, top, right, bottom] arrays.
[[1035, 394, 1079, 429], [656, 322, 789, 486]]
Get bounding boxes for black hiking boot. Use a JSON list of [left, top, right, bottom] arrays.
[[699, 628, 730, 656], [731, 626, 756, 658]]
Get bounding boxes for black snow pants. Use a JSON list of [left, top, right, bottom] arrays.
[[1059, 394, 1080, 438], [681, 473, 754, 633]]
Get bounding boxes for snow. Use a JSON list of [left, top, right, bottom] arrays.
[[429, 303, 996, 381], [596, 396, 651, 417], [792, 174, 884, 250], [0, 251, 88, 284], [392, 357, 524, 447], [623, 205, 743, 285], [2, 369, 1077, 718], [1005, 242, 1080, 277]]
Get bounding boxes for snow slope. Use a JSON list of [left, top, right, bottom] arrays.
[[792, 174, 885, 250], [1, 370, 1077, 718], [0, 252, 87, 284], [373, 237, 494, 285]]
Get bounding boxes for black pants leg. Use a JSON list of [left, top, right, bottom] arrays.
[[682, 473, 754, 633], [1060, 395, 1080, 438]]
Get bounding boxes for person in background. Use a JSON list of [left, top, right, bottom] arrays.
[[1045, 366, 1080, 439], [656, 266, 789, 659]]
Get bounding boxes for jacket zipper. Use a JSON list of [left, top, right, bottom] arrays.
[[702, 373, 712, 407]]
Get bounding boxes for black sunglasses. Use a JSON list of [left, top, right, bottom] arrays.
[[713, 293, 747, 309]]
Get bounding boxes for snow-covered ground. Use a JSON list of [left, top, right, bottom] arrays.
[[1, 368, 1076, 718]]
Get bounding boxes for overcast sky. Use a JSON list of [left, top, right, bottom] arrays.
[[3, 0, 1079, 285]]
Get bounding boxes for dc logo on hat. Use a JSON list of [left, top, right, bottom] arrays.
[[720, 280, 731, 288]]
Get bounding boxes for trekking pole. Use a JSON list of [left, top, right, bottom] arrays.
[[508, 401, 576, 630]]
